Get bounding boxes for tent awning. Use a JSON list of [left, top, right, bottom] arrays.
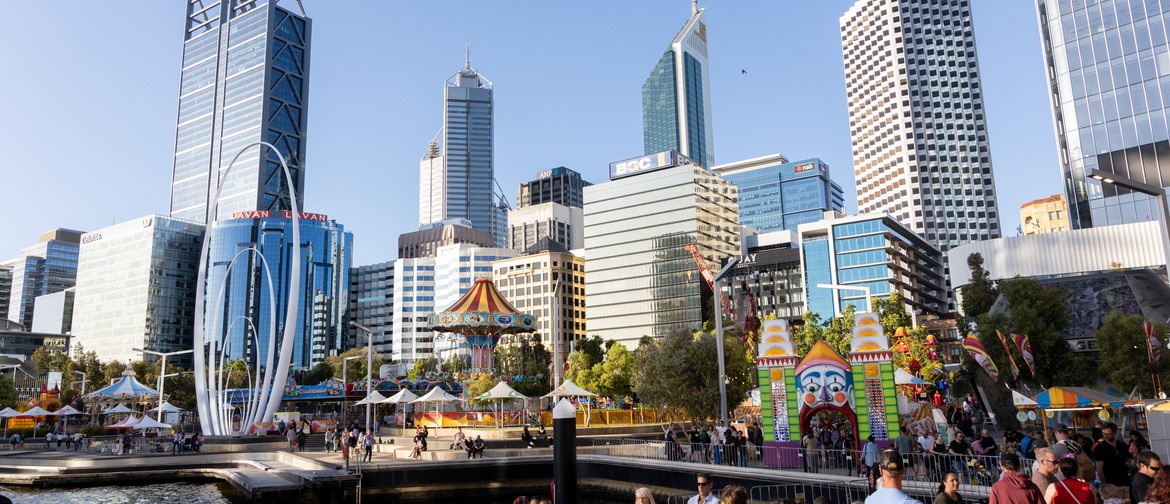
[[1033, 386, 1139, 409], [378, 389, 418, 404], [412, 387, 462, 403], [1012, 389, 1039, 408], [103, 403, 136, 414], [542, 379, 596, 398], [353, 391, 389, 406], [894, 368, 929, 386], [477, 381, 529, 400]]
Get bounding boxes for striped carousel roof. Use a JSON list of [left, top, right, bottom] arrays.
[[427, 278, 536, 335]]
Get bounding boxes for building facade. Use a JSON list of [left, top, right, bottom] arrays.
[[204, 211, 351, 372], [6, 229, 83, 328], [419, 56, 507, 247], [516, 167, 591, 209], [508, 203, 585, 252], [643, 7, 716, 168], [841, 0, 1001, 251], [722, 231, 806, 324], [0, 263, 13, 324], [584, 151, 740, 346], [31, 290, 74, 335], [799, 213, 947, 320], [1020, 194, 1071, 234], [70, 216, 205, 366], [398, 222, 495, 260], [492, 239, 587, 370], [349, 261, 395, 358], [1036, 0, 1170, 230], [169, 0, 311, 224], [715, 156, 847, 233]]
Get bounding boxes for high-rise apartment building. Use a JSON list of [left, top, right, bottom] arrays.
[[516, 167, 591, 209], [204, 210, 351, 372], [6, 229, 83, 328], [0, 263, 12, 323], [169, 0, 311, 224], [398, 222, 495, 260], [350, 261, 395, 358], [71, 216, 205, 366], [1036, 0, 1170, 230], [419, 55, 508, 247], [643, 6, 716, 168], [841, 0, 1001, 251], [509, 167, 589, 252], [715, 156, 847, 233], [493, 240, 587, 372], [584, 151, 739, 347], [1020, 194, 1070, 235]]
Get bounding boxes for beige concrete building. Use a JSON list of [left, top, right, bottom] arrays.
[[1020, 194, 1069, 235], [491, 238, 586, 370]]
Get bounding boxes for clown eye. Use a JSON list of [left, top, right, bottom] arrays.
[[805, 382, 820, 393], [829, 383, 843, 393]]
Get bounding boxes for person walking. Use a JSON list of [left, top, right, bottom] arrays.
[[864, 435, 882, 491], [895, 426, 917, 477], [865, 450, 922, 504], [634, 487, 657, 504], [324, 427, 334, 452], [990, 453, 1044, 504], [296, 428, 307, 452], [934, 471, 964, 504], [1132, 451, 1162, 504], [362, 429, 373, 462], [1093, 422, 1131, 487], [1046, 457, 1095, 504], [1032, 448, 1060, 497], [1142, 465, 1170, 504], [688, 473, 719, 504]]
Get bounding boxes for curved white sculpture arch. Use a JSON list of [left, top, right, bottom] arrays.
[[193, 141, 301, 436]]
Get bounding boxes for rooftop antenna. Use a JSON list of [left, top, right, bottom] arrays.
[[465, 44, 471, 69], [692, 0, 698, 15]]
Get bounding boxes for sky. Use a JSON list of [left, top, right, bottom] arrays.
[[0, 1, 1057, 266]]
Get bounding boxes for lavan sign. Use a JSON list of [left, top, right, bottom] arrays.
[[609, 151, 679, 180], [230, 210, 329, 222]]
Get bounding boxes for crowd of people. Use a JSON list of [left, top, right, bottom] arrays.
[[663, 420, 765, 466]]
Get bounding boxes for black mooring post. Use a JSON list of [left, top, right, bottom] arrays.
[[553, 398, 577, 504]]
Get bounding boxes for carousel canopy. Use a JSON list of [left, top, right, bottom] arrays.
[[87, 371, 159, 399], [427, 278, 536, 335]]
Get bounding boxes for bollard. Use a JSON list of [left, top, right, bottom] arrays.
[[553, 398, 577, 504]]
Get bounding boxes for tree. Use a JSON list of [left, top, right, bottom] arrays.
[[0, 375, 17, 408], [30, 346, 69, 375], [577, 343, 635, 397], [565, 335, 607, 383], [793, 305, 855, 358], [407, 358, 438, 381], [301, 361, 335, 385], [632, 328, 755, 420], [1095, 311, 1169, 397], [103, 360, 127, 385], [961, 252, 999, 318], [164, 372, 197, 411], [326, 348, 386, 383], [465, 373, 497, 407], [495, 337, 552, 397]]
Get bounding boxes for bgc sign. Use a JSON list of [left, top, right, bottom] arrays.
[[609, 151, 680, 180]]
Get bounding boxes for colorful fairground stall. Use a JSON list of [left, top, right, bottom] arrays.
[[1020, 386, 1145, 437]]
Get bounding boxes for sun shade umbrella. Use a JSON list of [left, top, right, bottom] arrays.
[[476, 381, 529, 428], [103, 403, 136, 414], [379, 389, 419, 430], [147, 401, 185, 413], [412, 386, 463, 429], [133, 415, 172, 431]]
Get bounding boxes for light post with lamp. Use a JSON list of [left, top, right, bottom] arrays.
[[713, 256, 741, 426], [816, 283, 873, 317], [1089, 169, 1170, 280], [349, 322, 375, 433], [133, 348, 194, 422], [71, 371, 87, 425], [341, 355, 362, 430]]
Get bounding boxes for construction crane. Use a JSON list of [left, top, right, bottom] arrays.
[[684, 245, 735, 323], [684, 245, 761, 352]]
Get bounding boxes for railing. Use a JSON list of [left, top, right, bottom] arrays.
[[750, 480, 870, 504]]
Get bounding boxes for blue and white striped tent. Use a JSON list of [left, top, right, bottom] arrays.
[[86, 371, 159, 399]]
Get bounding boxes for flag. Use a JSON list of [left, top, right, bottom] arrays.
[[996, 330, 1020, 380], [963, 332, 999, 382], [1011, 333, 1037, 377], [1147, 320, 1164, 367]]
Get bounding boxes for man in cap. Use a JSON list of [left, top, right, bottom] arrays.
[[865, 449, 921, 504]]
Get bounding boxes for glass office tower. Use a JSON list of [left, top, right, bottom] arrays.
[[170, 0, 311, 224], [420, 56, 505, 246], [643, 7, 716, 168], [6, 229, 82, 328], [715, 156, 847, 233], [1037, 0, 1170, 229], [204, 211, 351, 372]]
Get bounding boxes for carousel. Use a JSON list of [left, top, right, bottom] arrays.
[[427, 278, 536, 373]]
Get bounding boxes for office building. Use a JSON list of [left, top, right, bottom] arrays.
[[204, 210, 351, 372], [508, 203, 584, 252], [841, 0, 1001, 251], [70, 216, 204, 366], [419, 55, 508, 247], [493, 239, 587, 369], [169, 1, 311, 224], [6, 229, 83, 328], [643, 5, 716, 168], [1036, 0, 1170, 230], [715, 156, 847, 233], [0, 263, 12, 323], [31, 289, 74, 335], [350, 261, 395, 358], [584, 151, 739, 346], [516, 167, 591, 209], [391, 243, 516, 365], [1020, 194, 1070, 234], [398, 221, 494, 260], [721, 230, 806, 324], [799, 212, 947, 320]]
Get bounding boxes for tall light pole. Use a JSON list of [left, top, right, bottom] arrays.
[[133, 348, 195, 421], [713, 256, 741, 426], [552, 278, 563, 387], [816, 283, 873, 316], [1089, 169, 1170, 280], [71, 371, 87, 424], [341, 355, 362, 430], [350, 322, 376, 432]]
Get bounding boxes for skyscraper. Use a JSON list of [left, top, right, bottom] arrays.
[[420, 54, 507, 247], [169, 0, 311, 224], [6, 229, 83, 328], [715, 156, 847, 233], [841, 0, 1001, 251], [642, 5, 716, 168], [1036, 0, 1170, 230]]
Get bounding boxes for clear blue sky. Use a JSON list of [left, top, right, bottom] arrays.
[[0, 1, 1056, 266]]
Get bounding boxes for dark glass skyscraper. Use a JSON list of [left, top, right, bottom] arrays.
[[1037, 0, 1170, 229], [170, 0, 311, 224], [642, 7, 715, 168]]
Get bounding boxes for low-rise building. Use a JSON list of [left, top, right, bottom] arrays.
[[1020, 194, 1070, 235]]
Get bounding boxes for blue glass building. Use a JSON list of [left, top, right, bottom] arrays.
[[1037, 0, 1170, 230], [6, 229, 82, 328], [169, 0, 311, 224], [642, 7, 716, 168], [205, 211, 351, 372], [715, 156, 846, 233], [798, 214, 946, 319]]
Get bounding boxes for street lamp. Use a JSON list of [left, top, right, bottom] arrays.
[[350, 322, 376, 433], [133, 348, 195, 421], [71, 371, 87, 424], [816, 283, 873, 317], [713, 256, 741, 426], [1089, 169, 1170, 280], [551, 278, 563, 387], [341, 355, 363, 430]]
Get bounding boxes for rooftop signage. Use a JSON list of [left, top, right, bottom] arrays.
[[609, 151, 681, 180], [230, 210, 329, 222]]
